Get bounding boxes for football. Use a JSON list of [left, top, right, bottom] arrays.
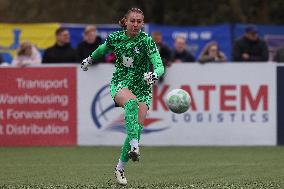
[[166, 89, 191, 114]]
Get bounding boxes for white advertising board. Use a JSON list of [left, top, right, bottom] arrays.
[[78, 63, 276, 146]]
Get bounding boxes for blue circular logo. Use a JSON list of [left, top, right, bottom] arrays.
[[91, 84, 169, 133]]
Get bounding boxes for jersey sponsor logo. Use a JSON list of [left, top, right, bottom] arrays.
[[122, 56, 134, 68], [91, 84, 169, 134]]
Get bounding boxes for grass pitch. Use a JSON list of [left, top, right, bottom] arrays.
[[0, 146, 283, 189]]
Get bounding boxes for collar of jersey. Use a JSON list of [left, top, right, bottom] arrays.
[[123, 30, 141, 40]]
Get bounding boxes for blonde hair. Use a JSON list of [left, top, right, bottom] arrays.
[[119, 8, 144, 29], [17, 41, 32, 56], [84, 25, 96, 35], [199, 41, 227, 61]]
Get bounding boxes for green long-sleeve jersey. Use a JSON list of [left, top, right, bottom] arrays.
[[91, 30, 164, 104], [91, 30, 164, 79]]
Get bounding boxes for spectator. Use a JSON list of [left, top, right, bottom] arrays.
[[11, 41, 41, 67], [151, 31, 172, 83], [233, 25, 268, 62], [198, 41, 227, 63], [273, 46, 284, 62], [173, 35, 195, 63], [77, 25, 104, 63], [151, 31, 172, 67], [43, 27, 77, 63], [0, 53, 3, 64]]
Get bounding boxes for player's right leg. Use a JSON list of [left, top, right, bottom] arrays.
[[114, 167, 127, 186]]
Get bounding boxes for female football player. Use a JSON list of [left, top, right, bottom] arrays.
[[81, 7, 164, 185]]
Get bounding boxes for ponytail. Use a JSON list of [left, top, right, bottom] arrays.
[[119, 17, 127, 29]]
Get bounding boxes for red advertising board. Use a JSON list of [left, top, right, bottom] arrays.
[[0, 67, 77, 146]]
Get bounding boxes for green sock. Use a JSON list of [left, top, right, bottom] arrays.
[[119, 99, 139, 162], [120, 125, 143, 162]]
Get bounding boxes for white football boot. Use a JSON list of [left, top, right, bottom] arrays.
[[128, 146, 140, 162], [114, 168, 127, 186]]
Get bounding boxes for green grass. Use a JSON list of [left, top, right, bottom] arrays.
[[0, 146, 284, 188]]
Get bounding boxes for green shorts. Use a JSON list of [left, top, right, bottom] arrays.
[[110, 80, 152, 107]]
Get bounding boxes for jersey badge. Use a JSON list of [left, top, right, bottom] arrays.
[[122, 56, 134, 68]]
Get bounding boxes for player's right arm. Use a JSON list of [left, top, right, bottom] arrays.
[[81, 32, 117, 71], [91, 42, 112, 61], [81, 43, 111, 71]]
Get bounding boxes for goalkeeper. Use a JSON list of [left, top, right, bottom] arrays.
[[81, 7, 164, 186]]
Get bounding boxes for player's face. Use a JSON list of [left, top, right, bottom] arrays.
[[125, 12, 144, 37]]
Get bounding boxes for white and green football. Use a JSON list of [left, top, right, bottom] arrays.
[[166, 89, 191, 114]]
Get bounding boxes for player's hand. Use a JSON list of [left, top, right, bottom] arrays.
[[144, 72, 158, 85], [81, 56, 93, 71]]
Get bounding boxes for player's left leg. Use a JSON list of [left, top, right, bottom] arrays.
[[118, 102, 147, 165], [113, 88, 149, 185], [114, 88, 139, 185], [128, 102, 148, 160]]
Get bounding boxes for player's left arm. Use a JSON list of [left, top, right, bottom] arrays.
[[144, 36, 165, 84], [149, 52, 164, 78]]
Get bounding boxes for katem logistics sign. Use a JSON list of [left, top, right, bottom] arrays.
[[77, 64, 276, 146], [152, 84, 268, 123]]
